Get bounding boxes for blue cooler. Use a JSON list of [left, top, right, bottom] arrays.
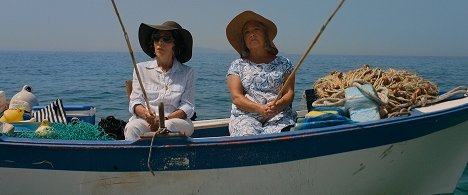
[[32, 105, 96, 124]]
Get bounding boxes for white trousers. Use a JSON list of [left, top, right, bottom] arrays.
[[124, 118, 194, 141]]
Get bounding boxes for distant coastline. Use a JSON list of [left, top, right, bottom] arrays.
[[1, 49, 468, 58]]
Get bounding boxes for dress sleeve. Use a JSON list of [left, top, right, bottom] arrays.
[[285, 57, 294, 74], [227, 59, 242, 77]]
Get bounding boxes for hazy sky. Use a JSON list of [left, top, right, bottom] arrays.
[[1, 0, 467, 56]]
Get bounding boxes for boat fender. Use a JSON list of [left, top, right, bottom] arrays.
[[9, 85, 39, 113], [35, 120, 52, 136], [0, 108, 25, 123]]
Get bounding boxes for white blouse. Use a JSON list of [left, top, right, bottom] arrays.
[[128, 59, 195, 120]]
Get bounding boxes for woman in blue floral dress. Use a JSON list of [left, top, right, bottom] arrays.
[[226, 11, 296, 136]]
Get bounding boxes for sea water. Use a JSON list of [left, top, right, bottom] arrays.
[[0, 51, 467, 192], [1, 51, 466, 120]]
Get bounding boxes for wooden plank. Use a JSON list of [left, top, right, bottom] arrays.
[[193, 118, 230, 130], [140, 110, 308, 138]]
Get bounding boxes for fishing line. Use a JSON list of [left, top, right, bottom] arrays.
[[147, 102, 167, 176]]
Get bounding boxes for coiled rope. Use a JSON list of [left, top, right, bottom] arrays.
[[311, 64, 466, 117]]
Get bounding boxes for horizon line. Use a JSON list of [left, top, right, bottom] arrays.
[[0, 48, 467, 58]]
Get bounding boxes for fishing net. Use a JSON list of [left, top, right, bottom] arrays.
[[98, 116, 126, 140], [9, 122, 115, 141], [312, 64, 439, 117]]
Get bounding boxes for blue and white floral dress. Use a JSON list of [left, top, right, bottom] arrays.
[[226, 56, 296, 136]]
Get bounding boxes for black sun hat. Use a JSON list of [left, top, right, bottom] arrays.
[[138, 21, 193, 63]]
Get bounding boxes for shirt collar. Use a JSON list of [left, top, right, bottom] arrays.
[[144, 58, 182, 73]]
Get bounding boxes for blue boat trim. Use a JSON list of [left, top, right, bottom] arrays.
[[1, 103, 467, 172], [32, 105, 95, 111]]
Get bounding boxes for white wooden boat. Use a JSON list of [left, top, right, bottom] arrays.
[[0, 95, 467, 194]]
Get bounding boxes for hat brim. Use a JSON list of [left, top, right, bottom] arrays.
[[138, 23, 193, 63], [226, 10, 278, 56]]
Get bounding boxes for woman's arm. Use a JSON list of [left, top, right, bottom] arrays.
[[264, 73, 295, 118], [273, 73, 295, 110], [227, 74, 271, 117], [167, 109, 187, 119], [177, 67, 195, 119], [133, 104, 159, 130], [128, 67, 147, 116]]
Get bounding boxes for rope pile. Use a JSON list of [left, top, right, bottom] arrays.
[[312, 64, 439, 117]]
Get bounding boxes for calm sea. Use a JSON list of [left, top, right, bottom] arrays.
[[0, 51, 467, 193]]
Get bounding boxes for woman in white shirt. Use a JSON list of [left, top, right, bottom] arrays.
[[125, 21, 195, 141]]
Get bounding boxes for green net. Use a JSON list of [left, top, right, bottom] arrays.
[[9, 122, 115, 141]]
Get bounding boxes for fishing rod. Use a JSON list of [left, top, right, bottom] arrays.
[[273, 0, 346, 104], [110, 1, 166, 175], [110, 0, 151, 110]]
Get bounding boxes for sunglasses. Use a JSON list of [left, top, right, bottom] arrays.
[[152, 34, 174, 43]]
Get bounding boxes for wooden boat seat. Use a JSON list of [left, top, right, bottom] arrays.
[[125, 80, 132, 100], [140, 118, 230, 138], [125, 80, 306, 136]]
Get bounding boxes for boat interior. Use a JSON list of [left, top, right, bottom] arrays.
[[1, 83, 467, 143]]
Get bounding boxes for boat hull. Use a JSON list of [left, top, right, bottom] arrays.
[[1, 98, 467, 194], [2, 120, 467, 194]]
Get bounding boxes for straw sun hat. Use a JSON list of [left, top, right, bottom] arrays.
[[226, 10, 278, 56], [138, 21, 193, 63]]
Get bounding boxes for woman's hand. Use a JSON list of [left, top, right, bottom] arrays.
[[258, 102, 281, 121], [134, 104, 160, 131], [143, 110, 160, 131], [266, 102, 281, 116]]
